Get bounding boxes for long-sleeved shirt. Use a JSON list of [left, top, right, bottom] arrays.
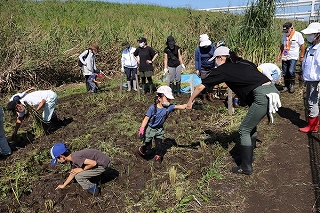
[[79, 50, 98, 75]]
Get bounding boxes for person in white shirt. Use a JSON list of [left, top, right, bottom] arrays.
[[299, 22, 320, 133], [7, 88, 58, 138], [257, 63, 281, 84], [276, 22, 305, 93], [79, 44, 101, 91], [121, 41, 138, 91]]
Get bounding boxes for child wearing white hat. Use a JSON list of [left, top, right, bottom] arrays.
[[138, 86, 186, 162]]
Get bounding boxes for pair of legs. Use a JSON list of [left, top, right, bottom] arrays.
[[75, 165, 106, 190], [125, 67, 137, 91], [168, 65, 182, 96], [139, 126, 165, 160], [282, 59, 297, 93], [43, 91, 58, 122], [0, 107, 11, 155], [233, 83, 278, 174], [140, 70, 154, 93], [88, 80, 98, 93]]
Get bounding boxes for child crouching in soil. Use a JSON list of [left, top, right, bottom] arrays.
[[50, 142, 110, 195], [138, 85, 187, 162]]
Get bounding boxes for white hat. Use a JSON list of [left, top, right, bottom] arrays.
[[199, 34, 212, 47], [156, 86, 174, 99], [301, 22, 320, 34], [213, 46, 230, 59]]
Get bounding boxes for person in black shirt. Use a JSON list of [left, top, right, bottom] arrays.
[[133, 37, 158, 94], [186, 46, 279, 175]]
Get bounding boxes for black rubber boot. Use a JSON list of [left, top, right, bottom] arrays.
[[176, 83, 181, 97], [233, 133, 256, 164], [149, 83, 154, 93], [232, 145, 253, 175], [169, 83, 174, 93], [141, 84, 146, 94]]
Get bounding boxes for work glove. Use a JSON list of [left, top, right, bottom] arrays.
[[138, 126, 145, 139], [121, 67, 124, 72], [163, 68, 169, 75]]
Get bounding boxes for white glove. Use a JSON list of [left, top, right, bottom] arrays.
[[121, 67, 124, 72], [163, 68, 169, 75], [181, 64, 185, 69]]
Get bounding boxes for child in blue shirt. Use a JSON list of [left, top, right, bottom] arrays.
[[138, 86, 186, 162]]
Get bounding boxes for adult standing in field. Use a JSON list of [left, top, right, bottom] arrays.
[[276, 22, 305, 93], [133, 37, 158, 94], [0, 78, 11, 157], [7, 89, 58, 138], [186, 46, 280, 175], [121, 41, 138, 91], [163, 35, 185, 97], [79, 44, 101, 92], [194, 34, 217, 103], [299, 22, 320, 133]]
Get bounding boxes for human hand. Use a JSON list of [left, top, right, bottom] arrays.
[[55, 184, 66, 190], [138, 126, 145, 139], [121, 67, 124, 72], [186, 101, 194, 109], [196, 70, 200, 76], [163, 68, 169, 75]]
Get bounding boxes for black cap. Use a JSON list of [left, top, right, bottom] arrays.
[[7, 100, 18, 112], [137, 37, 147, 43], [166, 35, 175, 46], [282, 22, 293, 32]]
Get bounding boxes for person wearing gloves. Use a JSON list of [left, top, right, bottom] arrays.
[[276, 22, 305, 93], [299, 22, 320, 133], [79, 44, 101, 92], [138, 86, 187, 162], [50, 142, 111, 195], [163, 35, 185, 97], [7, 88, 58, 138], [133, 37, 158, 94], [186, 46, 280, 175], [194, 34, 217, 103], [121, 41, 138, 91]]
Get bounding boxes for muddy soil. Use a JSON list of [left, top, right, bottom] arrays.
[[0, 83, 319, 213]]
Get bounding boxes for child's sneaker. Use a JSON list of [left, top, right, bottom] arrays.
[[138, 146, 146, 156], [87, 183, 99, 195], [154, 155, 163, 162]]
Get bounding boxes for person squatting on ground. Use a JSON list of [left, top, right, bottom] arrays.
[[138, 86, 187, 162], [7, 88, 58, 138], [121, 41, 138, 91], [299, 22, 320, 133], [0, 77, 11, 157], [79, 44, 101, 92], [276, 22, 305, 93], [186, 46, 280, 175], [163, 35, 185, 97], [133, 37, 158, 94], [51, 142, 111, 195], [194, 34, 217, 103], [87, 72, 102, 93]]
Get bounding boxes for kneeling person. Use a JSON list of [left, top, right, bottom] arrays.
[[51, 142, 110, 195]]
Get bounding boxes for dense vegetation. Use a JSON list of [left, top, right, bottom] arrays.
[[0, 0, 306, 92]]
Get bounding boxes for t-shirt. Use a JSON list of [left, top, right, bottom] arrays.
[[71, 149, 110, 169], [202, 61, 270, 105], [164, 45, 180, 68], [133, 46, 157, 71], [146, 104, 175, 128], [281, 31, 304, 60]]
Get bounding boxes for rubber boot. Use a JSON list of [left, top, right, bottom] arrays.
[[176, 83, 181, 97], [283, 78, 290, 92], [232, 145, 253, 175], [207, 93, 214, 102], [141, 84, 146, 94], [299, 116, 319, 133], [133, 80, 137, 91], [169, 83, 174, 93], [149, 83, 154, 94], [127, 81, 131, 91], [233, 133, 256, 165], [289, 79, 295, 93]]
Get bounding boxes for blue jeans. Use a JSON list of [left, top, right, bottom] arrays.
[[282, 59, 297, 79], [125, 67, 137, 81]]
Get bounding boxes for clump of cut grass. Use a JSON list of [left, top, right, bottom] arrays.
[[169, 166, 177, 185]]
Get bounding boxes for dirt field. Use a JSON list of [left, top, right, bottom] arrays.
[[0, 81, 319, 213]]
